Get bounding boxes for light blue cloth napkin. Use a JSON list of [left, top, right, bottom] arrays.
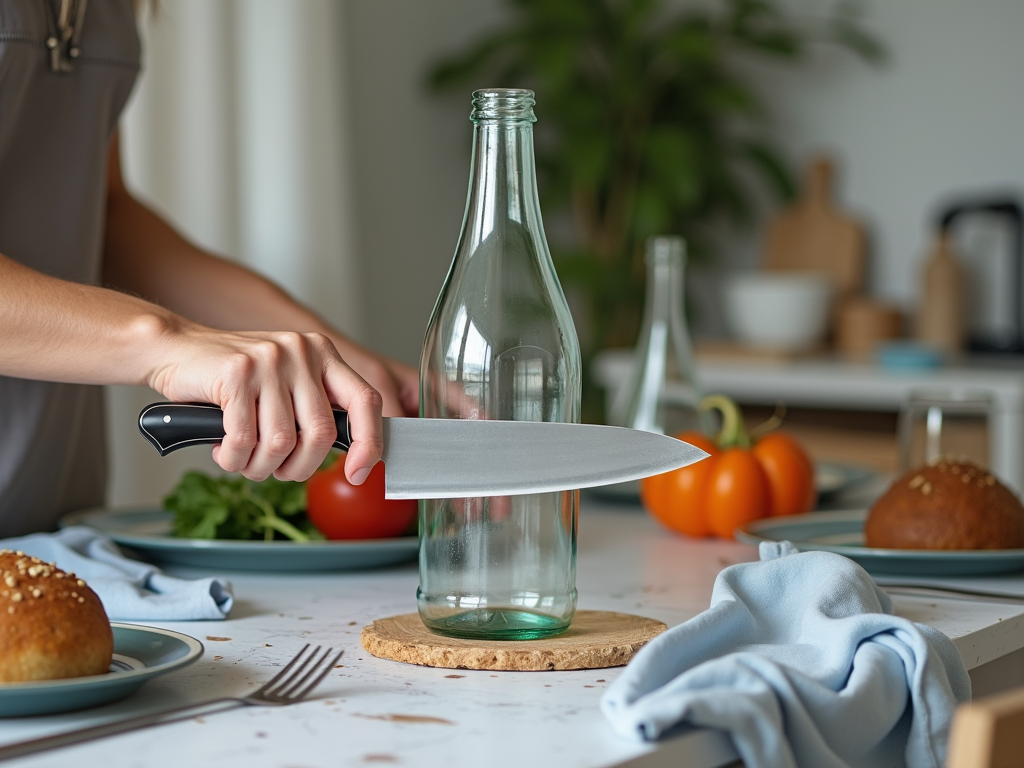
[[1, 527, 233, 621], [601, 541, 971, 768]]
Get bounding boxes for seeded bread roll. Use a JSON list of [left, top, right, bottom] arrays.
[[0, 550, 113, 682], [864, 460, 1024, 550]]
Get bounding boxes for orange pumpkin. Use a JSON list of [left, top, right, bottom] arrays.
[[641, 395, 816, 539]]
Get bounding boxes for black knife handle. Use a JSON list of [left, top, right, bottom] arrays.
[[138, 402, 352, 456]]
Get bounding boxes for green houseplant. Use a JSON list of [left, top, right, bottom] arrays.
[[428, 0, 882, 416]]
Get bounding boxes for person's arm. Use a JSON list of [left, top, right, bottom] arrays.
[[0, 251, 383, 482], [0, 148, 388, 486], [101, 136, 419, 419]]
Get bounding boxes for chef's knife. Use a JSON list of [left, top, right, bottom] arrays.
[[138, 402, 708, 499]]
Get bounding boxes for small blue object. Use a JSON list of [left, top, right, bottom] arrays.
[[0, 526, 234, 620], [876, 341, 944, 370], [601, 544, 971, 768]]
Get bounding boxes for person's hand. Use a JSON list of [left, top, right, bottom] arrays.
[[147, 323, 383, 484], [380, 355, 419, 416], [328, 340, 419, 417]]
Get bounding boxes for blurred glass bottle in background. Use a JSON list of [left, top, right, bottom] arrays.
[[418, 89, 582, 640], [611, 236, 706, 436]]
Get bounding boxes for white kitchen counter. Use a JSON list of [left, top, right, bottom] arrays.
[[4, 503, 1024, 768]]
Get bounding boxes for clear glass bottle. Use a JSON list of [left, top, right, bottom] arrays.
[[418, 89, 581, 640], [610, 236, 705, 436]]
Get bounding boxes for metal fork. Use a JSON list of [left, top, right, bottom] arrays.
[[0, 644, 344, 762]]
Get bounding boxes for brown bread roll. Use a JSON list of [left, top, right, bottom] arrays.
[[0, 550, 113, 682], [865, 460, 1024, 550]]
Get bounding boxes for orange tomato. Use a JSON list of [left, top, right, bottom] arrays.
[[641, 432, 719, 537], [704, 448, 771, 538], [640, 404, 816, 539], [753, 432, 818, 516]]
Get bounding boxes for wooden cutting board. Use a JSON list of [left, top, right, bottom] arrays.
[[764, 156, 866, 297]]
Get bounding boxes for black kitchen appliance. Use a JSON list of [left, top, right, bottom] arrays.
[[936, 196, 1024, 354]]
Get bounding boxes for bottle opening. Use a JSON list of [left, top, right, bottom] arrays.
[[646, 235, 686, 265], [471, 88, 536, 123]]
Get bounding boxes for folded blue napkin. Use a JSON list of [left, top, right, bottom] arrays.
[[1, 527, 233, 621], [601, 541, 971, 768]]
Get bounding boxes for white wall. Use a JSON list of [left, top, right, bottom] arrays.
[[341, 0, 509, 366], [109, 0, 362, 506], [106, 0, 1024, 505], [742, 0, 1024, 318], [342, 0, 1024, 346]]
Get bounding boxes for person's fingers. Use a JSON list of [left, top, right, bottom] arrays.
[[399, 384, 419, 416], [387, 359, 420, 416], [374, 376, 405, 419], [158, 329, 388, 482], [272, 381, 337, 482], [241, 382, 297, 482], [351, 357, 406, 418], [322, 358, 383, 485], [335, 347, 420, 418], [214, 395, 258, 474], [488, 494, 513, 523]]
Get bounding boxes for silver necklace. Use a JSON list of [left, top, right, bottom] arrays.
[[42, 0, 89, 73]]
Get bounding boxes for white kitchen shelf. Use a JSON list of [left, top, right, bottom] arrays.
[[594, 349, 1024, 491]]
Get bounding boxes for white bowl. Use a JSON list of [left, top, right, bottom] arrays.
[[722, 272, 833, 350]]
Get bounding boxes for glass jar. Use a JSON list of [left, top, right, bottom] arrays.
[[610, 236, 705, 436], [417, 89, 582, 640]]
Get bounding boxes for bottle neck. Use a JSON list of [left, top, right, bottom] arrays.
[[464, 120, 543, 243], [643, 247, 686, 329], [613, 243, 695, 432]]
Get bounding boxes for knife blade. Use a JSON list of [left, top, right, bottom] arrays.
[[138, 402, 708, 499]]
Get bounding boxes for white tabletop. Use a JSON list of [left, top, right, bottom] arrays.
[[4, 503, 1024, 768]]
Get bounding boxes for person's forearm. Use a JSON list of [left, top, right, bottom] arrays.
[[0, 252, 182, 386], [102, 189, 397, 371], [103, 188, 329, 336], [0, 135, 389, 484], [0, 248, 387, 483]]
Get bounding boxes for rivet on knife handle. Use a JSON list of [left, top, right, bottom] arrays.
[[138, 402, 352, 456]]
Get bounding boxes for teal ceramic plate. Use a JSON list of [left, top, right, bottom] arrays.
[[61, 508, 419, 572], [583, 478, 642, 505], [815, 463, 876, 502], [736, 510, 1024, 576], [0, 624, 202, 718]]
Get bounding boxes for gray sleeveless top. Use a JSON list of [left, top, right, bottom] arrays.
[[0, 0, 140, 535]]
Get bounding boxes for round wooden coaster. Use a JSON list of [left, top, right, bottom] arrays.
[[360, 610, 666, 671]]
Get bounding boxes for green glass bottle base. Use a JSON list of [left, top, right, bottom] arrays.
[[421, 608, 571, 641]]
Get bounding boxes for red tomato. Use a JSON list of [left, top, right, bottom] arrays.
[[306, 457, 417, 540]]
